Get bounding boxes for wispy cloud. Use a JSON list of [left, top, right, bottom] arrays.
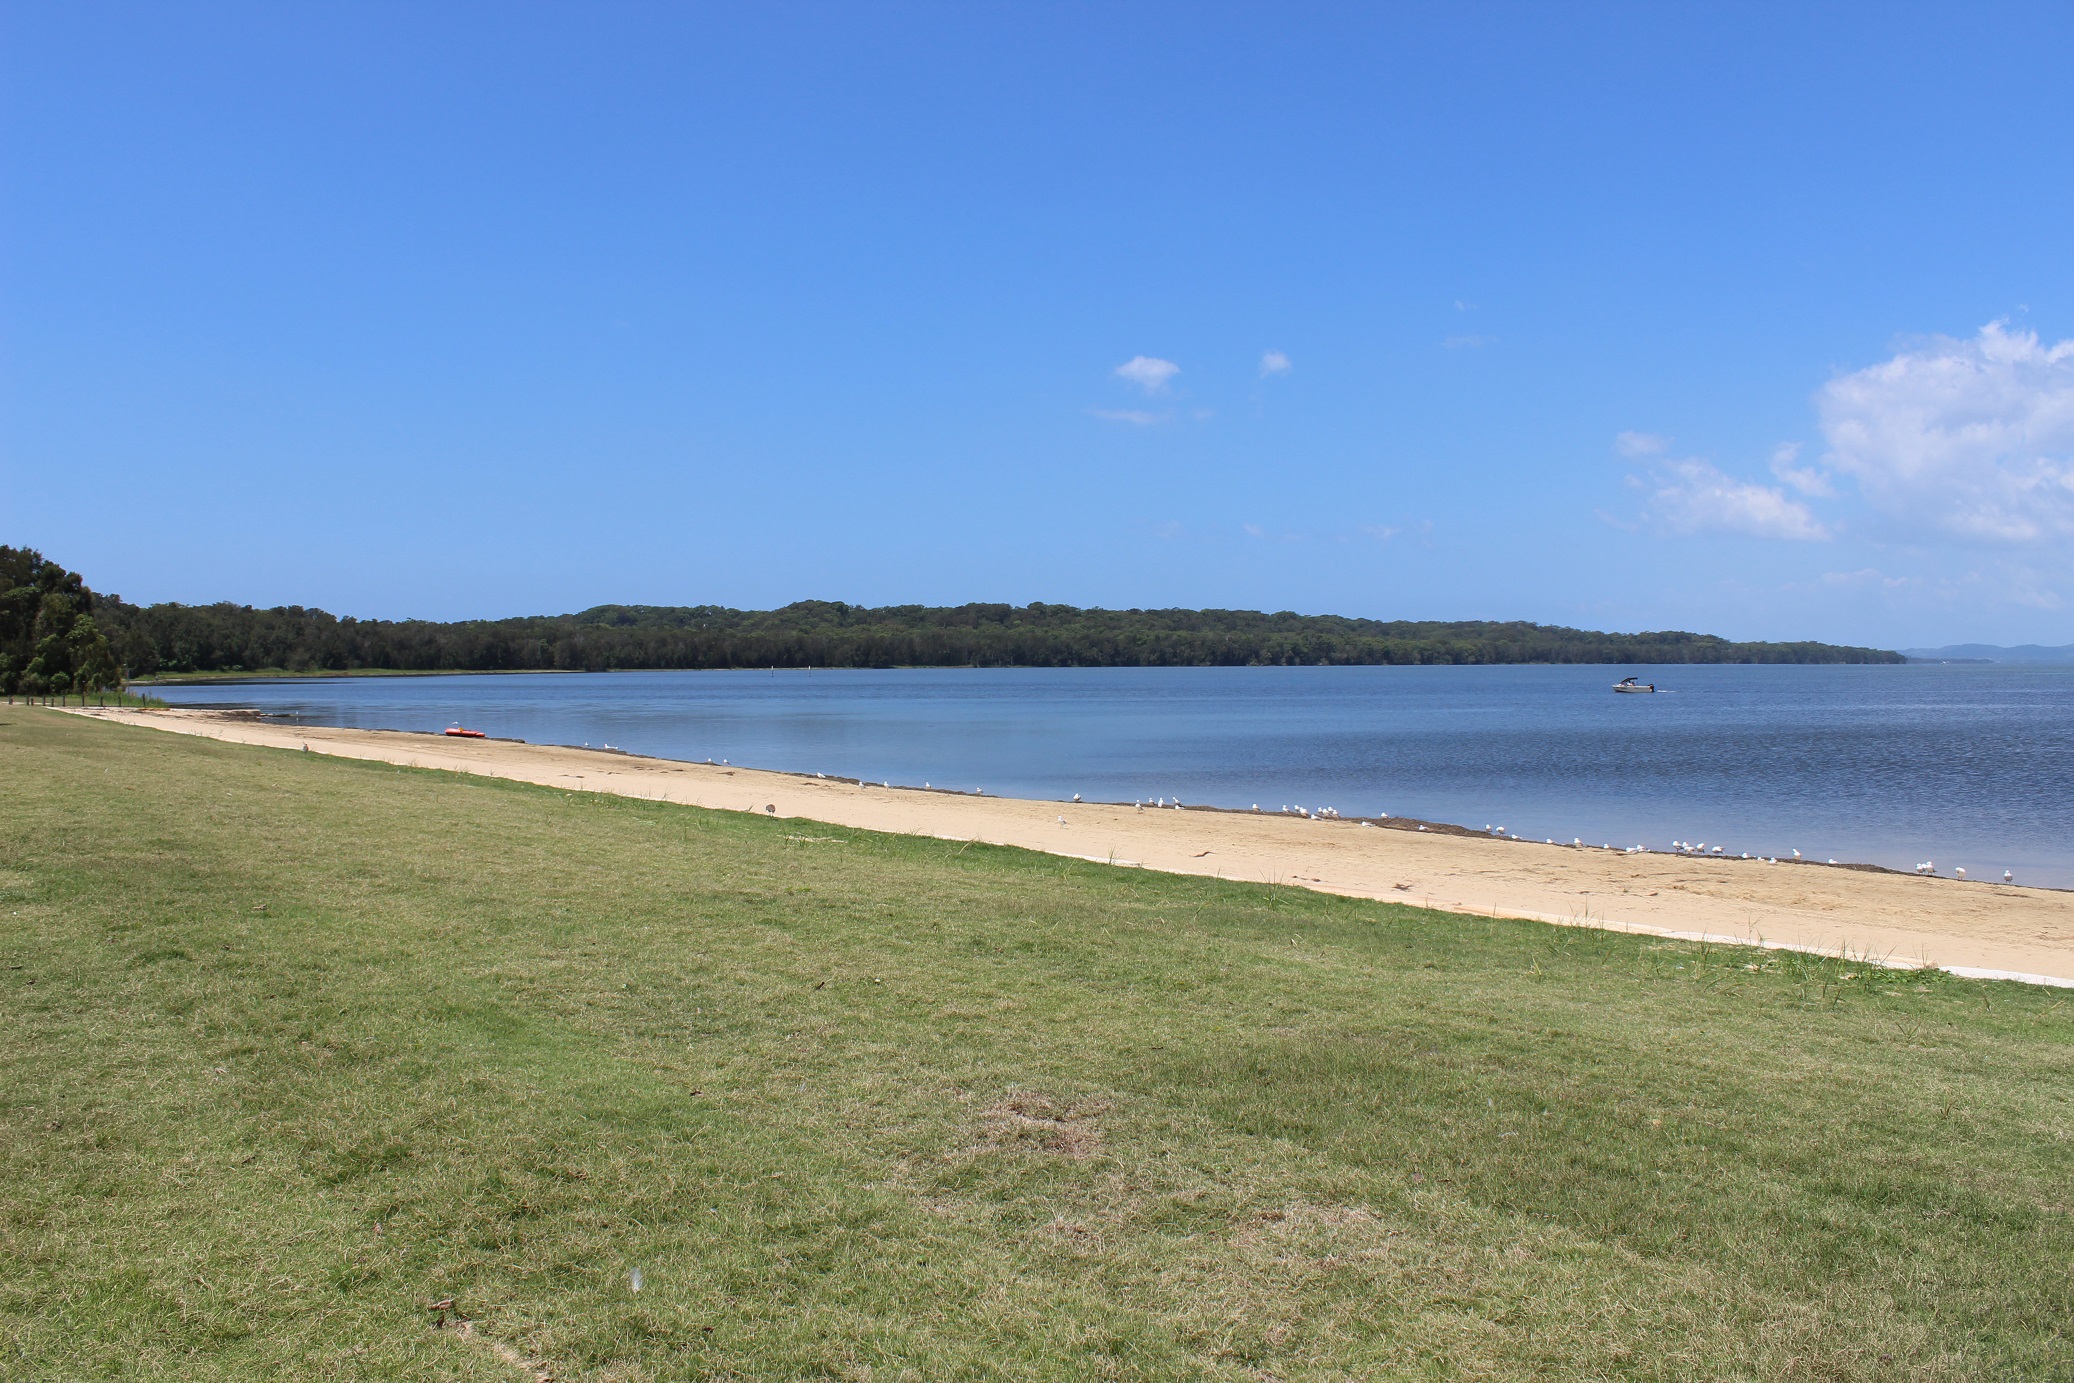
[[1999, 564, 2066, 609], [1813, 568, 1913, 590], [1091, 407, 1167, 426], [1769, 441, 1834, 496], [1818, 320, 2074, 544], [1640, 457, 1829, 542], [1441, 334, 1492, 350], [1113, 355, 1180, 394], [1258, 350, 1292, 377], [1787, 562, 2061, 611], [1615, 430, 1670, 458]]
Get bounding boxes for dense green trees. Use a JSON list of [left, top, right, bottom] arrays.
[[0, 547, 123, 700], [89, 592, 1903, 674], [3, 542, 1905, 678]]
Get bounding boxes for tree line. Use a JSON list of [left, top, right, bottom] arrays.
[[1, 546, 122, 700], [85, 591, 1905, 675]]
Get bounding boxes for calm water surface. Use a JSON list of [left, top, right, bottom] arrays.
[[156, 664, 2074, 887]]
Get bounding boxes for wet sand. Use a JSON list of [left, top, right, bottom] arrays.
[[72, 705, 2074, 987]]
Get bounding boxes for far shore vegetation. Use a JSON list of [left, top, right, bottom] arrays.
[[103, 594, 1903, 678], [3, 708, 2067, 1378], [10, 543, 1906, 680]]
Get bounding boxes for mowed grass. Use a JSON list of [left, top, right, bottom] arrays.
[[2, 713, 2072, 1381]]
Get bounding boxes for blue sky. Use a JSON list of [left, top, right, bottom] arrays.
[[4, 2, 2072, 646]]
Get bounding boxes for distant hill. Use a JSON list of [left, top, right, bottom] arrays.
[[1902, 643, 2074, 664], [91, 596, 1907, 675]]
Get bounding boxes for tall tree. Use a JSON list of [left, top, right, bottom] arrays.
[[0, 547, 123, 699]]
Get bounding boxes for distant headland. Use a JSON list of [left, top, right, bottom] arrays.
[[94, 595, 1903, 676], [1902, 643, 2074, 665]]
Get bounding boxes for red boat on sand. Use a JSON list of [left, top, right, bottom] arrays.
[[445, 726, 487, 738]]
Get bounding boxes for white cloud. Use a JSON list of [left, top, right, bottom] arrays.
[[1643, 458, 1829, 541], [1615, 430, 1670, 458], [1818, 321, 2074, 544], [1817, 567, 1912, 589], [1114, 355, 1180, 393], [1769, 441, 1834, 497], [1259, 350, 1292, 377], [1091, 407, 1166, 425], [1594, 508, 1640, 533]]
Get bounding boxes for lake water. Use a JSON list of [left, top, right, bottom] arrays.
[[153, 664, 2074, 887]]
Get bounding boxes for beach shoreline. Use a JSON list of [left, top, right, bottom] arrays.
[[68, 704, 2074, 987]]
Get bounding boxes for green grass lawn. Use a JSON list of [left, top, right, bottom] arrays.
[[3, 710, 2071, 1381]]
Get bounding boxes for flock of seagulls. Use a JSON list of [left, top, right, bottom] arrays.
[[1908, 861, 2016, 883], [1104, 798, 2016, 882], [1912, 861, 2011, 882], [747, 766, 2027, 887]]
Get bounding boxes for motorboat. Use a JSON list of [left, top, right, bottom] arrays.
[[1612, 677, 1656, 693]]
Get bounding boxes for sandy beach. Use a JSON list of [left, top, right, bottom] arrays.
[[71, 705, 2074, 986]]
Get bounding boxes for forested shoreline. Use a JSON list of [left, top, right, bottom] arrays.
[[1, 546, 122, 697], [5, 545, 1907, 681], [92, 593, 1904, 674]]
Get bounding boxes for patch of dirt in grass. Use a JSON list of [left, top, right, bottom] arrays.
[[1038, 1214, 1104, 1253], [1234, 1202, 1379, 1247], [1230, 1202, 1402, 1276], [975, 1090, 1109, 1159], [453, 1318, 554, 1382]]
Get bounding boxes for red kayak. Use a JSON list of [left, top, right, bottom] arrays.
[[444, 726, 487, 738]]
